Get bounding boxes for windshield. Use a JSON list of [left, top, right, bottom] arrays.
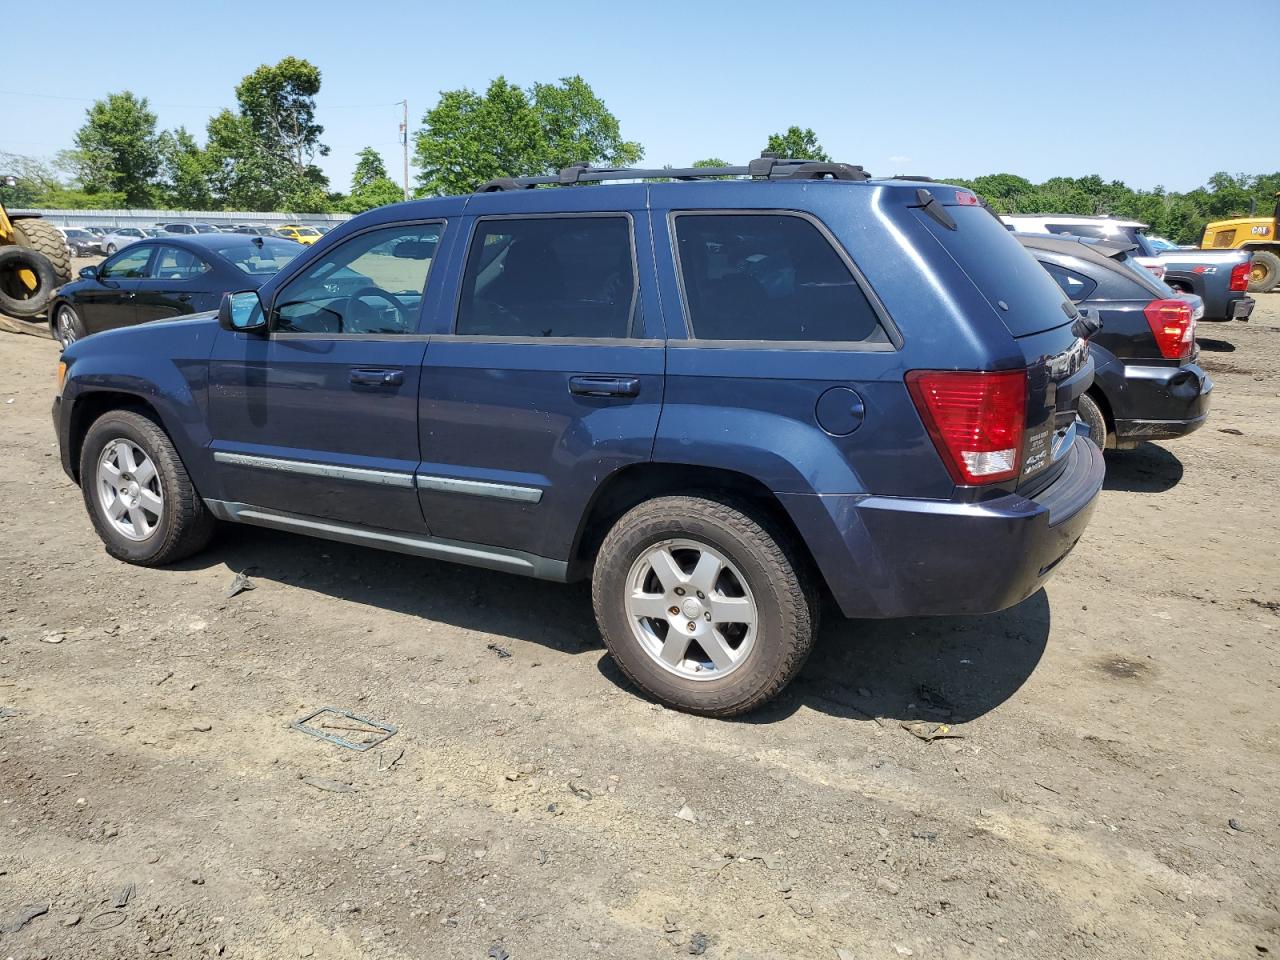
[[214, 238, 303, 276], [295, 227, 320, 237]]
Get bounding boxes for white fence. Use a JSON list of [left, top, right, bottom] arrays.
[[11, 208, 354, 230]]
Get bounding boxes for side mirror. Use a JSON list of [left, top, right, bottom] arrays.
[[78, 265, 98, 280], [218, 290, 267, 333]]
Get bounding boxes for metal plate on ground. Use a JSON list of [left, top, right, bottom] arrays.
[[290, 707, 397, 752]]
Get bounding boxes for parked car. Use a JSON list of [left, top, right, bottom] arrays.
[[60, 227, 102, 256], [156, 222, 220, 236], [271, 224, 322, 244], [52, 158, 1104, 716], [47, 234, 302, 347], [233, 225, 276, 236], [1005, 214, 1253, 321], [100, 227, 152, 254], [81, 226, 113, 240], [1018, 233, 1211, 449]]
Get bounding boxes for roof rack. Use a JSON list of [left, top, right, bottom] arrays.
[[476, 152, 871, 192]]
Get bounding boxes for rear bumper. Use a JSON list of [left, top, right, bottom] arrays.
[[780, 435, 1105, 619], [1111, 361, 1212, 444], [1228, 296, 1255, 321]]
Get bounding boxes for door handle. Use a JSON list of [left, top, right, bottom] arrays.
[[349, 368, 404, 387], [177, 293, 192, 303], [568, 375, 641, 398]]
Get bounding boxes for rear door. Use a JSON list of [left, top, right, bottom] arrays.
[[81, 243, 154, 333], [133, 244, 214, 323], [416, 189, 665, 563], [206, 220, 446, 533]]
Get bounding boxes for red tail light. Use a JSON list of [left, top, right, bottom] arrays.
[[1143, 298, 1195, 359], [1229, 260, 1250, 292], [906, 370, 1027, 485]]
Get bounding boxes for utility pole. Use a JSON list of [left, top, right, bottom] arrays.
[[399, 99, 410, 201]]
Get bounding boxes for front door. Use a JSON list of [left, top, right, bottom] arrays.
[[206, 220, 446, 533], [416, 192, 666, 564], [81, 243, 154, 333]]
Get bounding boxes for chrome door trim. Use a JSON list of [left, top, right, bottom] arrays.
[[414, 474, 543, 504], [212, 451, 416, 489]]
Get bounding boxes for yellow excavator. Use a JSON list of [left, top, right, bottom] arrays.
[[1200, 193, 1280, 293], [0, 178, 72, 319]]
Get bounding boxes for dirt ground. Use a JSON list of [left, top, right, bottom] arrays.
[[0, 294, 1277, 960]]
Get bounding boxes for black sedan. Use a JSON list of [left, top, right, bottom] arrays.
[[49, 234, 303, 347]]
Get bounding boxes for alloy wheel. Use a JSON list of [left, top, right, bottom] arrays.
[[57, 306, 79, 346], [624, 538, 758, 681], [96, 439, 163, 541]]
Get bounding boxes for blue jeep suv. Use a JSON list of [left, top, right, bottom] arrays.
[[52, 157, 1105, 716]]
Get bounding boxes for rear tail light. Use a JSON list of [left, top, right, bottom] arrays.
[[1143, 298, 1195, 359], [906, 370, 1028, 485], [1229, 260, 1250, 292]]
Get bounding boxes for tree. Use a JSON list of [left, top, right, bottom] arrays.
[[764, 126, 829, 162], [343, 147, 404, 213], [72, 92, 162, 206], [235, 57, 329, 179], [157, 127, 214, 209], [414, 75, 641, 196]]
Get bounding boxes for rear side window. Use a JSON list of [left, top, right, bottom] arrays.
[[673, 213, 885, 343], [1039, 261, 1097, 302], [154, 246, 212, 280], [457, 216, 636, 338]]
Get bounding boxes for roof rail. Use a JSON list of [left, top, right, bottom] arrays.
[[476, 153, 871, 192]]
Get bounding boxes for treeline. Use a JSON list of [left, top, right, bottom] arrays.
[[1, 57, 1276, 244]]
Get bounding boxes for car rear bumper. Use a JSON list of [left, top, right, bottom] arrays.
[[1229, 296, 1255, 321], [779, 435, 1105, 619], [1112, 361, 1212, 444]]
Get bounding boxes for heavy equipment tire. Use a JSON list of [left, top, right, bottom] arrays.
[[0, 246, 58, 318], [593, 494, 819, 717], [1247, 251, 1280, 293], [12, 217, 72, 285]]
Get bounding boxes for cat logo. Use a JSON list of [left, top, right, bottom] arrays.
[[1251, 225, 1271, 236]]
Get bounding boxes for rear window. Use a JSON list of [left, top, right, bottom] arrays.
[[1046, 222, 1157, 257], [673, 213, 886, 343], [917, 205, 1076, 336], [213, 238, 303, 276]]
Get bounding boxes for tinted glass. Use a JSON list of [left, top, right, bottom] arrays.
[[273, 223, 442, 335], [1039, 261, 1098, 302], [457, 216, 636, 338], [100, 245, 153, 279], [918, 205, 1075, 337], [153, 246, 212, 280], [674, 214, 884, 343], [213, 238, 302, 276]]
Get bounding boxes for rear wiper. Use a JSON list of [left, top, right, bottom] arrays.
[[910, 188, 956, 230]]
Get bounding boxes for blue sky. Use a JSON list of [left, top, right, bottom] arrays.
[[3, 0, 1273, 195]]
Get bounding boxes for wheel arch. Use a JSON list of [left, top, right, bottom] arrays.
[[568, 462, 826, 595], [67, 390, 164, 483]]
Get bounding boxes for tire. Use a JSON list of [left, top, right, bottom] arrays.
[[105, 242, 118, 255], [1247, 251, 1280, 293], [79, 409, 215, 566], [1078, 392, 1109, 451], [53, 302, 86, 348], [12, 217, 72, 285], [592, 495, 818, 717], [0, 246, 58, 318]]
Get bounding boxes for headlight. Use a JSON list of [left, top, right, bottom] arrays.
[[56, 361, 68, 396]]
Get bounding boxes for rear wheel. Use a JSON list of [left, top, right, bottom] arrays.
[[1078, 392, 1110, 450], [12, 217, 72, 285], [592, 495, 818, 717], [1248, 251, 1280, 293], [53, 303, 85, 347], [79, 409, 215, 566]]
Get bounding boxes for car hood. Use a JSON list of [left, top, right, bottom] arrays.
[[62, 311, 220, 363]]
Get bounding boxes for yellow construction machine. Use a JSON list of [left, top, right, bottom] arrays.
[[0, 181, 72, 318]]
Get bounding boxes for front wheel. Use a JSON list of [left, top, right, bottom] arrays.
[[105, 242, 118, 255], [592, 495, 818, 717], [79, 409, 215, 566]]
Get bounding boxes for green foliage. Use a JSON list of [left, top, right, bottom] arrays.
[[72, 92, 162, 206], [944, 170, 1280, 244], [764, 126, 829, 162], [157, 127, 215, 209], [343, 147, 404, 213], [414, 75, 641, 196]]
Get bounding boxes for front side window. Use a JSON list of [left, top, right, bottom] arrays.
[[456, 216, 636, 338], [100, 245, 154, 279], [673, 213, 885, 343], [271, 222, 442, 335], [154, 245, 212, 281]]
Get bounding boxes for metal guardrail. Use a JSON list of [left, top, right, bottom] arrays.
[[10, 208, 354, 230]]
